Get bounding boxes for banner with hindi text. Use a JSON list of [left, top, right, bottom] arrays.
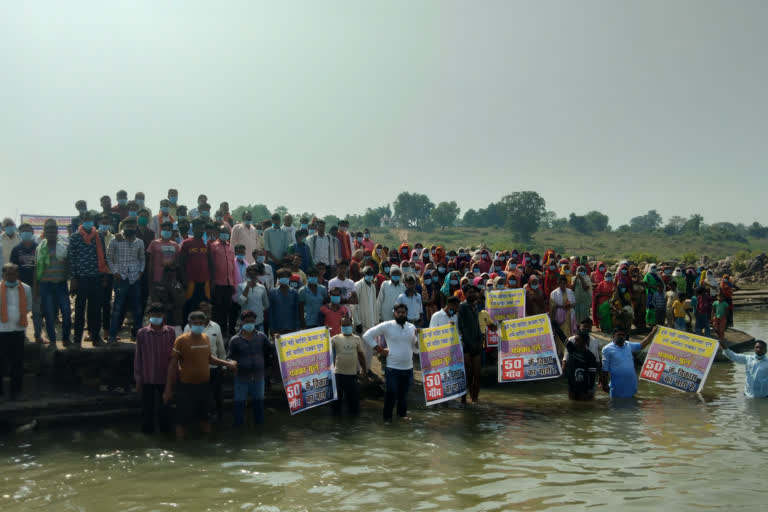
[[276, 327, 337, 414], [485, 288, 526, 348], [20, 214, 72, 238], [639, 327, 718, 392], [418, 324, 466, 405], [498, 314, 562, 382]]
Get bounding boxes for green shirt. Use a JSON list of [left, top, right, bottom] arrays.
[[713, 300, 729, 318]]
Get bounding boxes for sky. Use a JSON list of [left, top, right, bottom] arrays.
[[1, 1, 766, 227]]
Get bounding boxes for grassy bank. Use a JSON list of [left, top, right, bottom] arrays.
[[364, 226, 768, 264]]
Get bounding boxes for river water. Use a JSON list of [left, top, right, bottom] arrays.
[[2, 310, 768, 511]]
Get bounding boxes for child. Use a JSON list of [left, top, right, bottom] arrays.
[[321, 288, 349, 337], [331, 314, 366, 414], [672, 293, 687, 332], [665, 281, 678, 328], [712, 292, 729, 340]]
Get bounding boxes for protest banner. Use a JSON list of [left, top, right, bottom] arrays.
[[276, 327, 337, 414], [418, 324, 466, 405], [485, 288, 525, 348], [20, 214, 72, 238], [639, 327, 718, 392], [498, 314, 562, 382]]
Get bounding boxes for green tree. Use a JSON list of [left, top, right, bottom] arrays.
[[497, 191, 547, 242], [568, 213, 590, 233], [324, 214, 341, 228], [629, 209, 663, 232], [682, 214, 703, 233], [663, 215, 687, 235], [584, 211, 610, 232], [361, 205, 392, 228], [392, 192, 434, 229], [273, 205, 289, 219], [431, 201, 460, 230]]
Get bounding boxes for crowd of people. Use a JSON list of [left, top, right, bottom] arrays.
[[0, 189, 764, 437]]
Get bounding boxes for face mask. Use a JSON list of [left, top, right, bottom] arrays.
[[459, 252, 465, 257], [118, 199, 127, 206], [215, 216, 223, 222], [243, 220, 252, 227], [272, 223, 279, 229], [149, 317, 163, 326], [160, 207, 170, 214], [532, 284, 539, 290], [619, 287, 626, 293], [303, 276, 316, 285], [450, 280, 458, 286], [364, 233, 370, 239], [472, 269, 480, 274], [256, 255, 266, 264], [200, 211, 210, 218], [605, 276, 613, 282], [509, 264, 517, 270], [599, 267, 605, 272], [650, 268, 658, 275], [497, 284, 505, 290], [236, 254, 245, 262], [341, 325, 354, 335], [99, 224, 110, 233], [621, 269, 628, 274], [178, 215, 187, 221], [169, 196, 178, 204], [364, 275, 374, 283], [5, 280, 18, 288], [330, 295, 341, 304], [128, 211, 138, 218], [424, 278, 432, 285], [565, 270, 571, 275], [478, 285, 485, 290], [308, 229, 316, 235], [438, 267, 446, 274], [219, 233, 230, 241], [138, 217, 149, 226], [579, 271, 586, 276], [279, 277, 290, 286], [242, 323, 256, 332], [510, 280, 517, 285], [4, 226, 17, 236], [482, 254, 488, 259], [724, 279, 729, 283], [391, 275, 400, 283], [494, 266, 501, 272], [339, 226, 347, 232], [82, 221, 94, 231], [383, 267, 390, 274], [402, 248, 408, 255], [290, 282, 299, 289], [447, 309, 455, 317], [549, 266, 556, 271], [20, 231, 34, 242], [190, 325, 205, 335], [123, 229, 137, 238], [160, 230, 171, 239]]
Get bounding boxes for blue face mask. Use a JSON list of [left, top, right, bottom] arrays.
[[273, 223, 279, 229], [256, 255, 266, 264], [309, 229, 317, 235], [364, 275, 374, 283], [308, 276, 318, 284], [4, 226, 17, 236], [219, 233, 230, 241], [450, 280, 459, 286], [391, 275, 400, 283], [621, 269, 628, 274], [301, 224, 308, 230], [606, 277, 614, 282], [244, 220, 252, 226], [472, 269, 480, 274], [4, 280, 18, 288], [619, 287, 626, 293], [236, 254, 245, 261], [331, 295, 341, 304], [459, 252, 465, 257], [190, 325, 205, 335], [136, 199, 145, 207], [160, 206, 170, 214], [279, 277, 290, 286], [118, 199, 127, 206], [20, 231, 34, 242], [341, 325, 354, 335], [424, 278, 432, 285], [128, 211, 138, 217], [161, 230, 172, 239], [438, 267, 446, 273], [200, 211, 210, 218], [99, 224, 110, 233], [532, 284, 539, 290], [497, 284, 505, 290], [169, 196, 178, 204], [149, 317, 163, 326], [579, 271, 586, 276], [509, 265, 517, 270], [510, 280, 517, 285], [82, 221, 94, 231], [242, 323, 256, 332], [383, 267, 390, 274], [177, 215, 187, 221]]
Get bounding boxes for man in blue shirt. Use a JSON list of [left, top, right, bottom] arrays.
[[720, 339, 768, 398], [268, 268, 300, 336], [298, 267, 328, 328], [601, 325, 657, 398]]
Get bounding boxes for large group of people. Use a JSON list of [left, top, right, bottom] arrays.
[[0, 189, 764, 437]]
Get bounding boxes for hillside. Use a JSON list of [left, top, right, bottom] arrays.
[[364, 226, 768, 264]]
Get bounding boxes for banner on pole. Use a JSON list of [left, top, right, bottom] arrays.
[[20, 214, 72, 238], [418, 324, 466, 405], [639, 327, 718, 393], [276, 327, 337, 414], [485, 288, 525, 348], [498, 314, 562, 382]]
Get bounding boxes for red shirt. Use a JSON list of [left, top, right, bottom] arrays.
[[180, 237, 210, 283], [336, 231, 352, 261], [111, 205, 130, 220], [209, 240, 237, 286], [147, 239, 180, 282], [320, 305, 349, 337]]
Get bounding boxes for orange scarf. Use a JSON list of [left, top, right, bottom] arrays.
[[79, 225, 110, 274], [1, 281, 28, 327]]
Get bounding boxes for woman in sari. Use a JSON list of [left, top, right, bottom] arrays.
[[593, 270, 616, 330], [591, 261, 606, 286], [441, 271, 462, 299], [434, 246, 446, 266], [397, 243, 411, 263], [410, 249, 424, 274], [720, 274, 739, 327], [454, 276, 470, 302], [630, 266, 647, 330], [473, 249, 492, 274], [611, 280, 634, 332], [550, 276, 578, 353], [560, 263, 574, 286], [507, 272, 521, 289], [372, 244, 385, 267], [616, 263, 631, 290], [572, 265, 593, 323], [525, 275, 548, 316], [491, 258, 505, 276], [543, 259, 560, 297]]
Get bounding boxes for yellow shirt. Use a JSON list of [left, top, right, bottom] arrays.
[[478, 310, 493, 331], [672, 300, 686, 319]]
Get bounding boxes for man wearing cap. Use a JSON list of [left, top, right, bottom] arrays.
[[362, 303, 419, 422], [601, 325, 657, 398]]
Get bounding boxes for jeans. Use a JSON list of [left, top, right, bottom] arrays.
[[0, 331, 25, 397], [695, 312, 711, 337], [40, 281, 71, 343], [183, 282, 208, 322], [212, 284, 234, 336], [140, 383, 171, 434], [31, 295, 43, 339], [332, 373, 360, 414], [674, 317, 687, 332], [74, 275, 104, 343], [383, 367, 413, 421], [101, 274, 113, 332], [233, 376, 265, 426], [110, 277, 143, 339]]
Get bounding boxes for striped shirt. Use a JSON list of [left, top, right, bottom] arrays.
[[39, 246, 68, 283], [133, 325, 176, 385], [107, 237, 145, 284]]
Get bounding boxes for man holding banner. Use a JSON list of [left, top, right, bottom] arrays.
[[363, 303, 419, 422], [458, 285, 496, 403], [601, 325, 657, 398]]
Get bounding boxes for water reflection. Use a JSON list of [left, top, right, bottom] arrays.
[[1, 310, 767, 511]]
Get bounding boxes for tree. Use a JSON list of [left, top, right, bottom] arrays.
[[682, 214, 703, 233], [663, 215, 687, 235], [361, 205, 392, 228], [584, 211, 610, 232], [431, 201, 460, 230], [629, 209, 663, 232], [232, 203, 271, 223], [497, 191, 546, 242], [748, 221, 768, 238], [568, 213, 590, 233], [462, 208, 479, 227], [324, 214, 341, 228], [273, 205, 289, 219], [392, 192, 434, 230]]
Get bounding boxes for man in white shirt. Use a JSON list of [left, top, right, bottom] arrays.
[[363, 303, 419, 422], [354, 266, 378, 372], [395, 275, 423, 325], [430, 296, 460, 331], [235, 265, 270, 332], [376, 267, 405, 323], [231, 211, 263, 264], [183, 301, 226, 420], [252, 249, 274, 290], [328, 260, 358, 306]]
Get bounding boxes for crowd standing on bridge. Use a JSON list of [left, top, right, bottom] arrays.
[[0, 190, 764, 435]]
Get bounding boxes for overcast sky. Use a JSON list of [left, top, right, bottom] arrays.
[[1, 1, 766, 227]]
